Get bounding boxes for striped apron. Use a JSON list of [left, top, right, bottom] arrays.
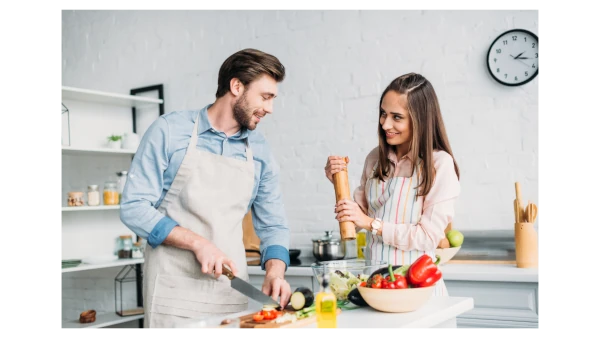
[[364, 160, 447, 296]]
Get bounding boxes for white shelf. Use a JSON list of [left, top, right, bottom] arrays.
[[62, 86, 163, 107], [62, 258, 144, 273], [62, 146, 137, 155], [62, 205, 121, 211], [63, 312, 144, 328]]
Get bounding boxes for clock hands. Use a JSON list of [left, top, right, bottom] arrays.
[[510, 52, 525, 59], [509, 51, 534, 65]]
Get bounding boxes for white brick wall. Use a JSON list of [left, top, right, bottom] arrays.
[[62, 10, 538, 323]]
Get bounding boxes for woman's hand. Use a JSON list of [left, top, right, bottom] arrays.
[[335, 199, 373, 229], [324, 156, 348, 183]]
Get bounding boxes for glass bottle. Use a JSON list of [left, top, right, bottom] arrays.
[[316, 272, 337, 328], [87, 185, 100, 206], [116, 171, 128, 203], [103, 181, 119, 205], [116, 235, 133, 259]]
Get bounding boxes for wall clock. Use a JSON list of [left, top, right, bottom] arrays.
[[487, 29, 538, 86]]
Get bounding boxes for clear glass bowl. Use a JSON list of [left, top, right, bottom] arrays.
[[311, 259, 388, 301]]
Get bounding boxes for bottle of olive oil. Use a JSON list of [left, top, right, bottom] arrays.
[[316, 272, 337, 328]]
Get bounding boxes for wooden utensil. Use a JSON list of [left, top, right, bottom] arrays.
[[236, 308, 342, 328], [526, 202, 538, 223], [514, 182, 524, 222], [333, 156, 356, 240]]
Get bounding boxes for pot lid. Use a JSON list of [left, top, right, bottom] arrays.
[[312, 230, 341, 244]]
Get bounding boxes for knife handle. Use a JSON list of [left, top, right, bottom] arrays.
[[221, 265, 235, 280]]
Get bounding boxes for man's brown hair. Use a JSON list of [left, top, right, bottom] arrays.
[[216, 48, 286, 98]]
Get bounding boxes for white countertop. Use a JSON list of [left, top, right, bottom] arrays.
[[212, 296, 473, 328], [248, 261, 538, 283]]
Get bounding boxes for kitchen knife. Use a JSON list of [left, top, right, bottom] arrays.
[[222, 265, 282, 310]]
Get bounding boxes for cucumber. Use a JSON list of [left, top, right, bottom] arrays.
[[290, 287, 314, 310]]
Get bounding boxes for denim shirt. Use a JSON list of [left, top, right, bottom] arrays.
[[120, 104, 290, 270]]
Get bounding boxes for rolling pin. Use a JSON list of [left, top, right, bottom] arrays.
[[333, 156, 356, 240]]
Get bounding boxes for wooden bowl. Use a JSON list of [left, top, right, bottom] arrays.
[[357, 285, 434, 313], [435, 246, 461, 265]]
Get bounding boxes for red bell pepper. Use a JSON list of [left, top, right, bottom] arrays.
[[381, 264, 406, 289], [418, 269, 442, 287], [408, 254, 441, 285]]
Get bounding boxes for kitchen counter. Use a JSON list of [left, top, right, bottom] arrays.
[[248, 260, 538, 283], [212, 296, 474, 328]]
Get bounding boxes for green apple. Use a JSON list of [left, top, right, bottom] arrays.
[[446, 230, 464, 247]]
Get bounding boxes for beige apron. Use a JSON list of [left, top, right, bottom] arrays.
[[143, 111, 255, 328]]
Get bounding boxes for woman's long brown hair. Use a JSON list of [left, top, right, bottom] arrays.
[[375, 73, 460, 196]]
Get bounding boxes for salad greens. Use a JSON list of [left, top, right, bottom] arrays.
[[328, 270, 369, 301]]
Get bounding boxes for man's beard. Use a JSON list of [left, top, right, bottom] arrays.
[[232, 93, 256, 130]]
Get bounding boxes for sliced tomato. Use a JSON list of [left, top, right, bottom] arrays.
[[253, 314, 264, 322], [262, 311, 274, 320]]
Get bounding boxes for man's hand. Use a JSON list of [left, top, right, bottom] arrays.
[[191, 237, 238, 279], [262, 259, 291, 308], [162, 226, 237, 279]]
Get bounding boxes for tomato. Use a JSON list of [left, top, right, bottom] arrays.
[[253, 314, 264, 322], [359, 281, 367, 287], [262, 310, 275, 320]]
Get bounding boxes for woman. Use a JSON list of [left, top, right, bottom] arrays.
[[324, 73, 460, 296]]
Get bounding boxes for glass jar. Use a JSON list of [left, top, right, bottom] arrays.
[[132, 241, 144, 259], [67, 191, 85, 206], [87, 185, 100, 206], [116, 235, 133, 259], [103, 181, 119, 205], [116, 171, 128, 203]]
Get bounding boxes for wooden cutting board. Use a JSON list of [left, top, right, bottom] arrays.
[[236, 308, 342, 328]]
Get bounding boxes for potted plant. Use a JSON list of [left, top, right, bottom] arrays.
[[107, 134, 123, 149]]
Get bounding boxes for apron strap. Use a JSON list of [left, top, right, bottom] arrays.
[[187, 111, 201, 151]]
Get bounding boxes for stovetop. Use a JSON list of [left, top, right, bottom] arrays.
[[289, 256, 319, 267], [246, 256, 321, 267]]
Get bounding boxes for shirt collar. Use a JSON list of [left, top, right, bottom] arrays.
[[197, 104, 251, 139], [387, 148, 414, 165]]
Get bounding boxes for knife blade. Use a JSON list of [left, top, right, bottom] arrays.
[[222, 265, 282, 310]]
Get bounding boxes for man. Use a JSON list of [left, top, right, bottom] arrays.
[[120, 49, 291, 328]]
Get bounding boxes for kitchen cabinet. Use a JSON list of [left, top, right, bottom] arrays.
[[61, 84, 164, 328]]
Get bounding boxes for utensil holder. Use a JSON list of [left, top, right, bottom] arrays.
[[333, 157, 356, 241], [514, 222, 538, 268]]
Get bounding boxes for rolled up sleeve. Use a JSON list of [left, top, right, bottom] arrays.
[[252, 150, 290, 271], [120, 116, 178, 248]]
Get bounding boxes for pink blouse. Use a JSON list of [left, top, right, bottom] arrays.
[[353, 148, 460, 251]]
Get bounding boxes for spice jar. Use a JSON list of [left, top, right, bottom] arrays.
[[67, 192, 85, 206], [103, 181, 119, 205], [87, 185, 100, 206], [132, 241, 143, 258], [116, 235, 133, 259]]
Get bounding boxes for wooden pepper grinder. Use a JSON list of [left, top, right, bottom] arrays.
[[333, 156, 356, 241]]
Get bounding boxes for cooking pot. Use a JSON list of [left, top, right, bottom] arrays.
[[312, 230, 346, 261]]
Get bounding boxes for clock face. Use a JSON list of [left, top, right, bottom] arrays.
[[487, 29, 538, 86]]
